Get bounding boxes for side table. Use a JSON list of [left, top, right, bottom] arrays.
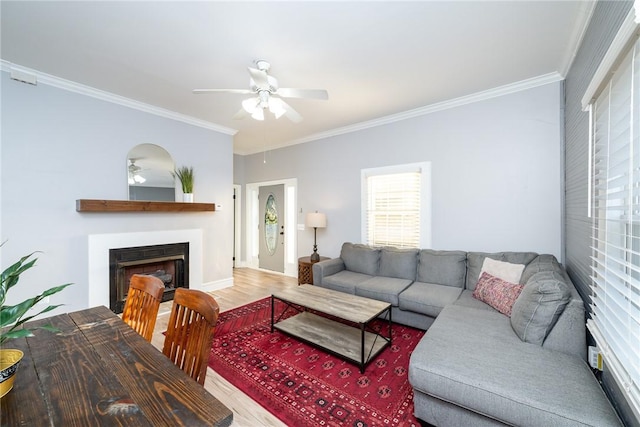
[[298, 256, 329, 285]]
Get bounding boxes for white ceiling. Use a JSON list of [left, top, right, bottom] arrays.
[[0, 1, 594, 155]]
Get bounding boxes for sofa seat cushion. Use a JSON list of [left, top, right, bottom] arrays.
[[409, 305, 621, 427], [399, 282, 463, 317], [321, 270, 373, 294], [355, 276, 412, 306], [452, 290, 498, 312]]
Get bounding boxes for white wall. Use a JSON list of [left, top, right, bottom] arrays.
[[236, 81, 563, 261], [1, 71, 234, 314]]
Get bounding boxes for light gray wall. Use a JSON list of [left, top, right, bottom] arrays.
[[1, 71, 234, 314], [236, 81, 563, 263]]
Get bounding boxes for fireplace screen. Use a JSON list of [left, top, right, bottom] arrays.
[[109, 242, 189, 314]]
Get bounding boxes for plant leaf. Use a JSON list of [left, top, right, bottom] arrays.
[[0, 328, 34, 344], [10, 304, 65, 328], [0, 253, 38, 306], [0, 283, 72, 328]]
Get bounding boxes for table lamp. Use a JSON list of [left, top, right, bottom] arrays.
[[305, 212, 327, 262]]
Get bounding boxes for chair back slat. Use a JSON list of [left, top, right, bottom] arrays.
[[162, 288, 219, 385], [121, 274, 164, 342]]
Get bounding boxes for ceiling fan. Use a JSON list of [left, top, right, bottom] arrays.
[[193, 60, 328, 123], [128, 159, 146, 184]]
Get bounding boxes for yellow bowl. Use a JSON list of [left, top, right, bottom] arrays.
[[0, 349, 24, 398]]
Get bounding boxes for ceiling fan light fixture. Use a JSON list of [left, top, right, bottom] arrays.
[[268, 97, 286, 119], [242, 97, 259, 114], [194, 60, 328, 123], [128, 173, 146, 184], [251, 108, 265, 121]]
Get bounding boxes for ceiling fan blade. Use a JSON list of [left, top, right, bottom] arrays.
[[277, 88, 328, 100], [247, 67, 269, 88], [192, 89, 254, 95], [278, 98, 303, 123]]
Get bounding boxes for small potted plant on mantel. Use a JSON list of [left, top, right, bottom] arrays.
[[172, 166, 195, 203], [0, 246, 72, 397]]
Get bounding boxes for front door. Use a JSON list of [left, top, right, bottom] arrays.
[[259, 184, 285, 273]]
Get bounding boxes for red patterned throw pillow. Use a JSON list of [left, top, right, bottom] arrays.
[[473, 272, 524, 317]]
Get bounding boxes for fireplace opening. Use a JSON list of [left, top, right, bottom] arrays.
[[109, 242, 189, 314]]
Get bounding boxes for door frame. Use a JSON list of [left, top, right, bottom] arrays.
[[245, 178, 297, 276], [233, 184, 242, 268]]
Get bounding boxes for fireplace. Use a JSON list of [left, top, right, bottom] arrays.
[[109, 242, 189, 314]]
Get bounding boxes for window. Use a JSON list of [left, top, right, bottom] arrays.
[[588, 33, 640, 417], [361, 162, 431, 248]]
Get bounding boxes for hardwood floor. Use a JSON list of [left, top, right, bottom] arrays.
[[151, 268, 297, 426]]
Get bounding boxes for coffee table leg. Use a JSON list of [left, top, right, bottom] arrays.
[[271, 296, 275, 333], [388, 307, 392, 343], [360, 323, 365, 373]]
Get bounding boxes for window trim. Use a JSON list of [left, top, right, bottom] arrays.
[[582, 5, 640, 112], [360, 162, 431, 248]]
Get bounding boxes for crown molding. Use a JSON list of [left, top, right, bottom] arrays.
[[251, 72, 564, 155], [559, 0, 598, 77], [1, 60, 562, 155], [1, 60, 237, 136]]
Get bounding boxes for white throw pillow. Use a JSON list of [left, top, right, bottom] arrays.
[[480, 257, 525, 284]]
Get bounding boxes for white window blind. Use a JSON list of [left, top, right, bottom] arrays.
[[589, 35, 640, 418], [363, 167, 422, 248]]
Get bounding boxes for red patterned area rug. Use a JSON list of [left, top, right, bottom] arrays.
[[209, 297, 424, 426]]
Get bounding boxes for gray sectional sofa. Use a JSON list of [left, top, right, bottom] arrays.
[[312, 242, 621, 427]]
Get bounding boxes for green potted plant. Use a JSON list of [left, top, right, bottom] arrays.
[[172, 166, 195, 202], [0, 248, 72, 397]]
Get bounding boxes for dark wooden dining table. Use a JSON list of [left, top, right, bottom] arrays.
[[0, 305, 233, 426]]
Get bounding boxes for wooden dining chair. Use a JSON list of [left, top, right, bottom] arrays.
[[162, 288, 220, 385], [121, 274, 165, 342]]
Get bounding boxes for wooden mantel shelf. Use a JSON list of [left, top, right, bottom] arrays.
[[76, 199, 215, 213]]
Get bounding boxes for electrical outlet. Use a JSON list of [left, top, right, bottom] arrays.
[[588, 346, 603, 370]]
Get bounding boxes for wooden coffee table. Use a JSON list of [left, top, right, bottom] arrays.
[[271, 284, 392, 373]]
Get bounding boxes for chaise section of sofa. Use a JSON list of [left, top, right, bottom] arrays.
[[409, 305, 621, 426]]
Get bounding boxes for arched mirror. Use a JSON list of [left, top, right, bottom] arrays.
[[127, 144, 175, 201]]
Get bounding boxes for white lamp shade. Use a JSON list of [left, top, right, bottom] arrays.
[[305, 212, 327, 228]]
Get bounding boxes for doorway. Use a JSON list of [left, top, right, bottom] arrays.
[[245, 179, 297, 276], [259, 184, 285, 272], [233, 185, 242, 268]]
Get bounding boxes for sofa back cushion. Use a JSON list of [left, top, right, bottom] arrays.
[[379, 247, 418, 280], [510, 270, 572, 345], [416, 250, 467, 288], [340, 243, 380, 276], [466, 252, 538, 290], [520, 254, 563, 284]]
